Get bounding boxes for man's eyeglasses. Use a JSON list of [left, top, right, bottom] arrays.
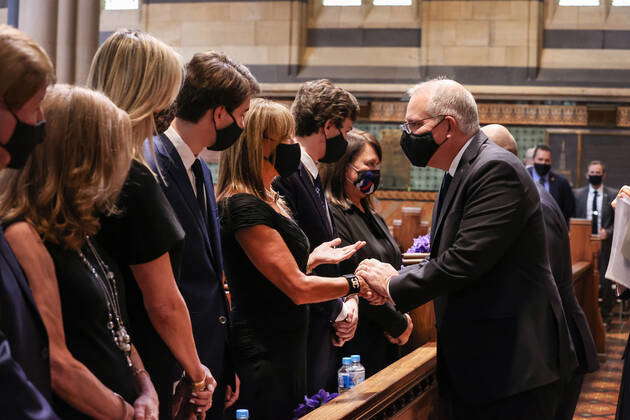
[[400, 115, 445, 134]]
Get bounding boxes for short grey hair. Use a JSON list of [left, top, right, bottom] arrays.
[[407, 78, 480, 136]]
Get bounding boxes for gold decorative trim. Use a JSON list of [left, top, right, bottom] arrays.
[[375, 190, 437, 201], [478, 104, 588, 126], [366, 101, 588, 126], [618, 107, 630, 127]]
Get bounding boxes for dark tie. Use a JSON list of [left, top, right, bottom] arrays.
[[592, 190, 599, 235], [191, 159, 208, 225], [313, 175, 326, 210], [538, 176, 545, 187], [436, 173, 453, 218]]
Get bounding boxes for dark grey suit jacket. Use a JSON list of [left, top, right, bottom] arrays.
[[574, 185, 616, 236], [539, 187, 599, 373], [389, 132, 577, 404]]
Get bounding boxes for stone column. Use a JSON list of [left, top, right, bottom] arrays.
[[56, 0, 77, 84], [74, 0, 99, 85], [18, 0, 58, 65]]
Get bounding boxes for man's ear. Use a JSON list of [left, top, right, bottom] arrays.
[[323, 119, 336, 132]]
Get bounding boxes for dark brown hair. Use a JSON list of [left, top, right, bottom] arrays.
[[291, 79, 359, 137], [176, 51, 260, 123], [588, 160, 606, 173], [321, 129, 382, 210]]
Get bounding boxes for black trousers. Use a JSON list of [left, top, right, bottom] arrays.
[[556, 372, 584, 420], [445, 380, 562, 420]]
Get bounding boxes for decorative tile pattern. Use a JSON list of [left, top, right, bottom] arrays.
[[574, 316, 628, 419]]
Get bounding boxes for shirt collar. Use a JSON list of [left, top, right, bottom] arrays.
[[589, 183, 603, 194], [165, 126, 196, 171], [448, 136, 474, 177], [300, 146, 319, 180]]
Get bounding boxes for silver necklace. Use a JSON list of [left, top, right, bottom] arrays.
[[78, 236, 132, 367]]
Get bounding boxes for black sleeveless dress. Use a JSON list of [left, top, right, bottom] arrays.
[[219, 193, 310, 420]]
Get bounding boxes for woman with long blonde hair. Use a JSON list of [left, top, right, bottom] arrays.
[[0, 84, 158, 419], [87, 30, 214, 417], [217, 98, 374, 420]]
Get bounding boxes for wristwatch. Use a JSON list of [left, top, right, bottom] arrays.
[[343, 274, 361, 296]]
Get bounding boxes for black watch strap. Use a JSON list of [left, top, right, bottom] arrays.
[[343, 274, 360, 296]]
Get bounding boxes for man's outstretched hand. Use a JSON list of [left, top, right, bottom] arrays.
[[356, 259, 399, 306]]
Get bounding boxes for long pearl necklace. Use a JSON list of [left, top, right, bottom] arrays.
[[78, 236, 133, 367]]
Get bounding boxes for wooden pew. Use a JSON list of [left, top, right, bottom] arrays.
[[402, 253, 437, 348], [570, 218, 606, 355], [302, 343, 438, 420]]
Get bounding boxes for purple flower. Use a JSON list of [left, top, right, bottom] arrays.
[[407, 233, 431, 253], [292, 389, 339, 419]]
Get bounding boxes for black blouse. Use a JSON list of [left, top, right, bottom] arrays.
[[219, 193, 310, 331], [331, 202, 408, 376], [95, 161, 185, 384], [45, 240, 136, 419]]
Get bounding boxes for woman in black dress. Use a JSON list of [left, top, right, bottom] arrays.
[[88, 30, 214, 417], [217, 99, 378, 420], [0, 85, 157, 419], [321, 129, 414, 378]]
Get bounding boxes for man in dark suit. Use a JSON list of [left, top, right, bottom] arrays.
[[147, 51, 259, 418], [357, 79, 577, 419], [574, 160, 617, 322], [273, 79, 361, 394], [484, 124, 599, 420], [527, 144, 575, 223]]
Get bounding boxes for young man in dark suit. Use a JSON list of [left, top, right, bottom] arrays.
[[357, 79, 577, 419], [146, 51, 259, 419], [527, 144, 575, 223], [484, 124, 599, 420], [574, 160, 618, 323], [273, 79, 361, 394]]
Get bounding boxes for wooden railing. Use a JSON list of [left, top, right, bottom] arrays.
[[302, 343, 438, 420]]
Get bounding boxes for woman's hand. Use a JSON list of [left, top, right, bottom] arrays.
[[133, 393, 158, 420], [385, 314, 413, 346], [307, 238, 366, 273], [612, 185, 630, 209]]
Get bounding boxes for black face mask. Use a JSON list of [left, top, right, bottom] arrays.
[[267, 143, 301, 177], [2, 111, 46, 169], [207, 110, 243, 151], [534, 163, 551, 177], [400, 118, 447, 167], [588, 175, 603, 186], [318, 128, 347, 163], [153, 104, 176, 134]]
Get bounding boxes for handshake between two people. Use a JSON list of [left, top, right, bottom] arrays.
[[307, 240, 399, 306]]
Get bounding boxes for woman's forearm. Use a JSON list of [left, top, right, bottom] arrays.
[[130, 346, 157, 399], [130, 254, 205, 382]]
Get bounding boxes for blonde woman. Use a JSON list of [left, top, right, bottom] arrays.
[[0, 24, 58, 419], [217, 99, 375, 420], [0, 84, 156, 419], [87, 30, 214, 417]]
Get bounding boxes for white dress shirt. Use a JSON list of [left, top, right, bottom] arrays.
[[164, 126, 199, 196], [586, 184, 604, 232]]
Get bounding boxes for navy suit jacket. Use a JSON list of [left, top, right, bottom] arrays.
[[147, 135, 232, 392], [273, 163, 344, 393], [539, 187, 599, 373], [0, 228, 52, 401], [0, 331, 59, 420], [527, 166, 575, 223], [390, 133, 577, 403]]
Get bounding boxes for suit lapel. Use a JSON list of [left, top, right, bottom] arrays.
[[297, 165, 333, 237], [432, 134, 486, 255], [155, 135, 214, 257], [201, 163, 223, 275]]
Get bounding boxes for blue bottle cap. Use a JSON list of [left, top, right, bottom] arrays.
[[342, 357, 352, 365], [351, 355, 361, 363], [236, 409, 249, 419]]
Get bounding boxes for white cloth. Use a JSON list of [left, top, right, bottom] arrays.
[[586, 184, 604, 231], [164, 126, 198, 196], [605, 197, 630, 287]]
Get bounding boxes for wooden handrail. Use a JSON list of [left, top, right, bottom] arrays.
[[572, 261, 590, 280], [302, 343, 438, 420]]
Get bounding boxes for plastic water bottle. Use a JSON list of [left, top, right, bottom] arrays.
[[350, 354, 365, 385], [236, 409, 249, 419], [337, 357, 354, 393]]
